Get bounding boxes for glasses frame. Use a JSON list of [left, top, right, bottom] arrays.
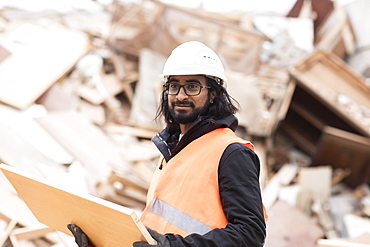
[[164, 83, 211, 96]]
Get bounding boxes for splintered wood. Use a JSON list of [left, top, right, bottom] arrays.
[[0, 0, 370, 246], [0, 23, 91, 110]]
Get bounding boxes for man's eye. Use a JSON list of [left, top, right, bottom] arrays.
[[187, 84, 199, 89], [170, 84, 179, 88]]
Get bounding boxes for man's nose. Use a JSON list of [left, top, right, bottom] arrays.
[[176, 87, 188, 101]]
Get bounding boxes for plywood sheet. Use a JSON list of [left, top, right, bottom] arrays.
[[0, 164, 155, 247], [0, 23, 91, 109]]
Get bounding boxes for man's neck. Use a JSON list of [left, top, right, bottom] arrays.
[[180, 123, 192, 134]]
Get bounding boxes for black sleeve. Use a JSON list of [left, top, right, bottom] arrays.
[[166, 143, 267, 247]]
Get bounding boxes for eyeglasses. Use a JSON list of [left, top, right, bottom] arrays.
[[165, 83, 211, 96]]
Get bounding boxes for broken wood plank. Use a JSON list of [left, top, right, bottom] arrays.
[[9, 224, 59, 247], [297, 166, 332, 214], [262, 164, 299, 210], [78, 99, 106, 126], [104, 124, 158, 140], [108, 172, 148, 193], [35, 110, 131, 189], [132, 161, 156, 185], [312, 126, 370, 188], [226, 72, 265, 136], [317, 239, 370, 247], [0, 23, 91, 109], [0, 122, 61, 177], [96, 182, 146, 210], [77, 73, 124, 106], [0, 104, 73, 165], [0, 212, 17, 246], [36, 83, 80, 112], [312, 198, 340, 239], [103, 96, 127, 125], [129, 48, 166, 131], [315, 2, 356, 58]]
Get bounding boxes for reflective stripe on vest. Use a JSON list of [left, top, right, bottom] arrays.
[[141, 128, 256, 236], [149, 198, 213, 235]]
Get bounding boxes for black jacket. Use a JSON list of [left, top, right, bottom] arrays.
[[151, 115, 266, 247]]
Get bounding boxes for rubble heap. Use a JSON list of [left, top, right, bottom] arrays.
[[0, 0, 369, 246]]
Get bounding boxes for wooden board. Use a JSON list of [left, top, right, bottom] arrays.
[[0, 212, 17, 246], [262, 164, 299, 210], [129, 48, 166, 131], [312, 126, 370, 188], [297, 166, 332, 213], [317, 239, 370, 247], [0, 164, 155, 247], [35, 110, 131, 186], [0, 104, 73, 166], [0, 23, 91, 109], [225, 72, 264, 136]]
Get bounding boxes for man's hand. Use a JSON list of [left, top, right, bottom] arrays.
[[67, 224, 94, 247], [133, 228, 170, 247]]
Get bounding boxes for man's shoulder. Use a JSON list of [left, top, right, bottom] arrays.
[[219, 142, 260, 172], [224, 142, 254, 154]]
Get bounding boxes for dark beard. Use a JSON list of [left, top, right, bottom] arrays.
[[169, 100, 210, 124]]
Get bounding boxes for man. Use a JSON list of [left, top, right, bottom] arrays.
[[69, 41, 267, 246]]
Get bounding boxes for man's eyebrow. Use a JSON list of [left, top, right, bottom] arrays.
[[168, 78, 179, 83], [185, 79, 201, 84], [168, 78, 201, 84]]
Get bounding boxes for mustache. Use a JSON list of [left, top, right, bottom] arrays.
[[172, 101, 195, 107]]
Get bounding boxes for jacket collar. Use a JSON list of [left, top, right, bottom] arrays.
[[152, 115, 238, 162]]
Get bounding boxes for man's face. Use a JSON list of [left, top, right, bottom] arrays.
[[167, 75, 214, 125]]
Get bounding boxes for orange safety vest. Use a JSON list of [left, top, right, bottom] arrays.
[[141, 128, 267, 237]]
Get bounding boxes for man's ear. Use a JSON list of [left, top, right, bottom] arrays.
[[210, 90, 218, 103]]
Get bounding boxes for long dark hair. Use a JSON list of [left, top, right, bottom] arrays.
[[155, 76, 239, 130]]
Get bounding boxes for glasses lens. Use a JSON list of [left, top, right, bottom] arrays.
[[185, 84, 201, 96], [168, 84, 179, 95]]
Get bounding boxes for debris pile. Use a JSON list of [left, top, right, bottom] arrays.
[[0, 0, 369, 246]]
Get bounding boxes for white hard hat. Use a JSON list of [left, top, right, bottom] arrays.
[[161, 41, 227, 84]]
